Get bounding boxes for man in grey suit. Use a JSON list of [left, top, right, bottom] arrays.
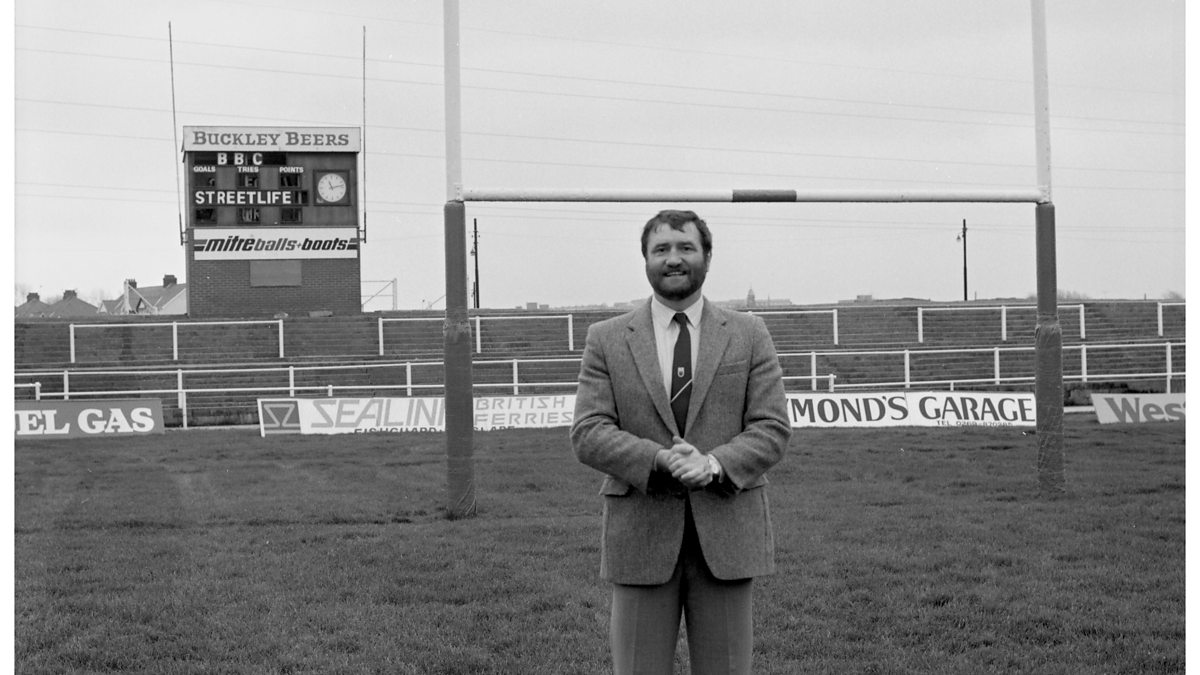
[[571, 209, 792, 675]]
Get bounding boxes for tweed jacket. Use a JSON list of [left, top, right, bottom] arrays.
[[570, 299, 791, 584]]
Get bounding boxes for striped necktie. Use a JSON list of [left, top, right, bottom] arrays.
[[670, 312, 692, 436]]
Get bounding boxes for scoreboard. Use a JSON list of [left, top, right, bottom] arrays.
[[182, 126, 363, 318]]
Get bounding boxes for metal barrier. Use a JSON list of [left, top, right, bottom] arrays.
[[52, 303, 1185, 365], [377, 314, 577, 355], [917, 304, 1086, 343], [68, 319, 284, 363], [1159, 302, 1185, 337]]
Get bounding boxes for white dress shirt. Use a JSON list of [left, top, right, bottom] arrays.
[[650, 296, 702, 396]]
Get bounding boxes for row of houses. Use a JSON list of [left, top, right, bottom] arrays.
[[15, 275, 188, 319]]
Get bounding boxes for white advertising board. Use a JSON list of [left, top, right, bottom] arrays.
[[192, 228, 358, 260], [183, 126, 361, 152], [259, 391, 1039, 435], [786, 391, 1036, 428], [258, 395, 576, 436], [15, 399, 165, 438], [1092, 394, 1185, 424]]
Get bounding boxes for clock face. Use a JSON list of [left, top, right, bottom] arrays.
[[317, 172, 348, 203]]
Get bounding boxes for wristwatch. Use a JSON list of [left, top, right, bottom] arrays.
[[707, 454, 722, 482]]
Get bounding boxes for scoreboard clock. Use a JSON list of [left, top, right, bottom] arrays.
[[315, 171, 350, 205]]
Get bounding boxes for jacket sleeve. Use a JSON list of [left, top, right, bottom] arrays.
[[570, 324, 663, 494]]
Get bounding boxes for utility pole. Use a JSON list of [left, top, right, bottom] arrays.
[[956, 219, 968, 302], [470, 218, 480, 309]]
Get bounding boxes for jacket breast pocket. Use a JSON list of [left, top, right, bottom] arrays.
[[715, 360, 748, 377]]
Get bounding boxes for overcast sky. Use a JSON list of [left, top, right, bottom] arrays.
[[12, 0, 1187, 310]]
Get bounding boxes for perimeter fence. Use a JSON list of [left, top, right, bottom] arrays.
[[14, 301, 1186, 366]]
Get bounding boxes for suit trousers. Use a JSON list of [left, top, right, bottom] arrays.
[[609, 498, 754, 675]]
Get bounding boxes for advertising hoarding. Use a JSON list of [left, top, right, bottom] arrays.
[[15, 399, 166, 439], [192, 228, 359, 260], [1092, 394, 1185, 424], [183, 126, 361, 152], [258, 391, 1038, 435], [258, 396, 576, 436]]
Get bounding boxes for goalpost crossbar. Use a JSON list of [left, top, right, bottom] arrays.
[[458, 187, 1049, 204]]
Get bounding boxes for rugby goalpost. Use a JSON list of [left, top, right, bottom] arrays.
[[440, 0, 1064, 518]]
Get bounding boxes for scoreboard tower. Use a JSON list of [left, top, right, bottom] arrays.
[[182, 126, 363, 318]]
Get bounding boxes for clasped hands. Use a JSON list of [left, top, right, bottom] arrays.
[[655, 436, 715, 489]]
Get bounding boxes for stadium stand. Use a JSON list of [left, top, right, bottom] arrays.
[[13, 300, 1185, 426]]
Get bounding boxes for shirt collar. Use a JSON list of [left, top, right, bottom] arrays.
[[651, 295, 703, 330]]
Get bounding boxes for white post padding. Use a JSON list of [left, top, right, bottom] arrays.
[[1031, 0, 1053, 201], [444, 0, 463, 202]]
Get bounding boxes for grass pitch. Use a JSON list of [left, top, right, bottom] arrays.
[[15, 417, 1184, 674]]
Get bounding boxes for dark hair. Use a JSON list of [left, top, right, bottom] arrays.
[[640, 210, 712, 258]]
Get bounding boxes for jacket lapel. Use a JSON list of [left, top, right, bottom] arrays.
[[687, 300, 731, 431], [624, 301, 677, 432]]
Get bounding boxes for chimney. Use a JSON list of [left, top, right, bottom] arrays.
[[125, 279, 137, 289], [163, 274, 177, 288], [26, 292, 39, 303], [63, 290, 77, 300]]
